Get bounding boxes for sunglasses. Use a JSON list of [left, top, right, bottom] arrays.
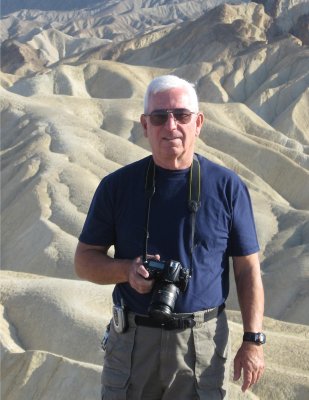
[[143, 108, 197, 126]]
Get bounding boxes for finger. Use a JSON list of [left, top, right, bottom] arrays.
[[133, 273, 153, 293], [128, 258, 144, 286], [249, 370, 258, 387], [135, 281, 153, 294], [133, 257, 149, 278], [233, 358, 241, 381], [136, 265, 149, 279], [256, 364, 265, 383], [241, 370, 252, 392], [132, 262, 154, 291]]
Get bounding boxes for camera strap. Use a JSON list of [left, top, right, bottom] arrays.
[[143, 157, 156, 261], [143, 155, 201, 276], [188, 154, 201, 275]]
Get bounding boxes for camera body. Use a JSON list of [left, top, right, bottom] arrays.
[[143, 259, 190, 322]]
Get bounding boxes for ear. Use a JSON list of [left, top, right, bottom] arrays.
[[195, 112, 204, 137], [140, 114, 148, 137]]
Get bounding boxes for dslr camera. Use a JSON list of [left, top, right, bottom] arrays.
[[143, 259, 190, 322]]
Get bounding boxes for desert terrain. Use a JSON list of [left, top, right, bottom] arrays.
[[1, 0, 309, 399]]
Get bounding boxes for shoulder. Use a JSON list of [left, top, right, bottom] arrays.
[[196, 153, 243, 185], [102, 156, 151, 184], [96, 156, 151, 197], [196, 154, 249, 205]]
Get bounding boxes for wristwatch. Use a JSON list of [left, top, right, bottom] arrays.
[[243, 332, 266, 345]]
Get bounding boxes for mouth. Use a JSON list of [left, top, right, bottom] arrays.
[[163, 136, 182, 141]]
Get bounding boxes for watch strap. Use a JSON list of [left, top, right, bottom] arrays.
[[243, 332, 266, 345]]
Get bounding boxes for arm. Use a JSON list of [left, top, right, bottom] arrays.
[[232, 253, 265, 392], [74, 241, 154, 293]]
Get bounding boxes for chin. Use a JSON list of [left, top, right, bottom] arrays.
[[162, 144, 183, 154]]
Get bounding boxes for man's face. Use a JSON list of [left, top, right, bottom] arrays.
[[140, 88, 204, 169]]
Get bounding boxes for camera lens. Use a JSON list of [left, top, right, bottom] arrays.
[[148, 283, 179, 322]]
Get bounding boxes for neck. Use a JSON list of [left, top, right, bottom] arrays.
[[152, 154, 194, 170]]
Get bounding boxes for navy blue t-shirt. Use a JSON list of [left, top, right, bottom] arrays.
[[79, 154, 259, 314]]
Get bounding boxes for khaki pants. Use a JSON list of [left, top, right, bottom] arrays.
[[101, 310, 230, 400]]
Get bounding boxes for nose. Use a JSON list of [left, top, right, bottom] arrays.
[[165, 112, 177, 128]]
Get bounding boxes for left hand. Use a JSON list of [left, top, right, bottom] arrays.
[[233, 341, 265, 392]]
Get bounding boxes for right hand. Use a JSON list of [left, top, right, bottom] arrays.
[[128, 255, 158, 294]]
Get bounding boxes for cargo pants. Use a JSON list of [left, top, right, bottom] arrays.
[[101, 309, 230, 400]]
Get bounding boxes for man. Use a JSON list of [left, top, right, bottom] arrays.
[[75, 75, 265, 399]]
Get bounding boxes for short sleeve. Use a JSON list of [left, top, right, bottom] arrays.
[[228, 181, 260, 256], [79, 177, 115, 246]]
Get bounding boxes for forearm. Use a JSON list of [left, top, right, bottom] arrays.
[[74, 241, 130, 285], [233, 254, 264, 332], [233, 254, 265, 391]]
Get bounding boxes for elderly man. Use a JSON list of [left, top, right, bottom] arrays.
[[75, 75, 265, 399]]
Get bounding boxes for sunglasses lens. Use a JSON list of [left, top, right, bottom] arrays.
[[173, 111, 192, 124], [149, 109, 193, 125], [149, 113, 168, 125]]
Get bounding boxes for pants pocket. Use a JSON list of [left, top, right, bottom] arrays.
[[101, 321, 136, 400], [192, 311, 230, 399]]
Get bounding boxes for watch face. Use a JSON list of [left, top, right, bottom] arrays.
[[258, 333, 266, 344]]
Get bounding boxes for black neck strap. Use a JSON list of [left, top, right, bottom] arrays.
[[143, 155, 201, 276]]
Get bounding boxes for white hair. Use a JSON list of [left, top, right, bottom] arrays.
[[144, 75, 199, 113]]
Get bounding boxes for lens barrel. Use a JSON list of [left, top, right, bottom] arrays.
[[148, 283, 179, 322]]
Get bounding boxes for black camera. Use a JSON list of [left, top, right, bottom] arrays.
[[143, 259, 190, 322]]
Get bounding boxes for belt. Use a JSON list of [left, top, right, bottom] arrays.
[[134, 304, 225, 330]]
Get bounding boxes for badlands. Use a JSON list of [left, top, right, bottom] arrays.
[[1, 0, 309, 399]]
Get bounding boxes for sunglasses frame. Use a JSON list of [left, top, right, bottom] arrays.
[[143, 108, 197, 126]]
